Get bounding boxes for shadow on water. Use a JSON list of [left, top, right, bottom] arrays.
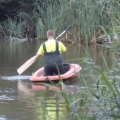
[[0, 41, 119, 119]]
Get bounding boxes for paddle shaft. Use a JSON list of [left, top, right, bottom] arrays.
[[17, 25, 72, 74], [56, 25, 72, 40]]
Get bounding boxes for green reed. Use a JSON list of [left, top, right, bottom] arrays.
[[35, 48, 120, 120], [1, 0, 120, 44]]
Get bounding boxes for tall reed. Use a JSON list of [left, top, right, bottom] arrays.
[[0, 0, 120, 44], [35, 49, 120, 120]]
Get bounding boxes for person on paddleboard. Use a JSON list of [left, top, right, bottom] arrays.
[[36, 30, 67, 76]]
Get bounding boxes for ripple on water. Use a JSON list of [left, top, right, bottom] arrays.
[[0, 95, 16, 100]]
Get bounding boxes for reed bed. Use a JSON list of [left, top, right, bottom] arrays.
[[34, 49, 120, 120], [0, 0, 120, 45]]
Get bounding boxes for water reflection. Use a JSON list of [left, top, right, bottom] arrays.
[[37, 99, 68, 120], [31, 80, 78, 92], [0, 79, 38, 120], [18, 79, 79, 120]]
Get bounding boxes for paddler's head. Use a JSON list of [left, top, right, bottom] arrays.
[[47, 30, 55, 39]]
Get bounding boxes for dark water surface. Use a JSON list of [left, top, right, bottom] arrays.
[[0, 41, 115, 120]]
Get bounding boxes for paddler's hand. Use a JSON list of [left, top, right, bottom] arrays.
[[36, 54, 41, 59]]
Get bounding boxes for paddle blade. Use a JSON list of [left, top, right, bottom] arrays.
[[17, 56, 37, 75]]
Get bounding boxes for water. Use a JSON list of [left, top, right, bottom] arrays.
[[0, 41, 115, 120]]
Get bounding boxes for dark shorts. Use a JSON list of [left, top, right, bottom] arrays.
[[44, 63, 65, 76]]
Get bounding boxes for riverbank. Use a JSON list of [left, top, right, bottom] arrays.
[[0, 1, 120, 45]]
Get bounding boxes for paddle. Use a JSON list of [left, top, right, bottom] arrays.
[[17, 25, 72, 75]]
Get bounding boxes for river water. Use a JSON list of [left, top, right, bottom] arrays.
[[0, 40, 116, 120]]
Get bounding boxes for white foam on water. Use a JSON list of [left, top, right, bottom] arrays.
[[0, 75, 30, 80]]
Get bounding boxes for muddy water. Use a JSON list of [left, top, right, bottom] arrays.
[[0, 41, 116, 120]]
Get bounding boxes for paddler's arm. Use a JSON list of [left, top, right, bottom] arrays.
[[64, 48, 67, 52], [59, 41, 67, 53], [35, 44, 43, 59]]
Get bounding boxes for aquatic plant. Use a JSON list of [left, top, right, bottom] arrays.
[[35, 48, 120, 120]]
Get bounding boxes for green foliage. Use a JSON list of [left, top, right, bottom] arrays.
[[35, 50, 120, 120], [1, 0, 120, 44]]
